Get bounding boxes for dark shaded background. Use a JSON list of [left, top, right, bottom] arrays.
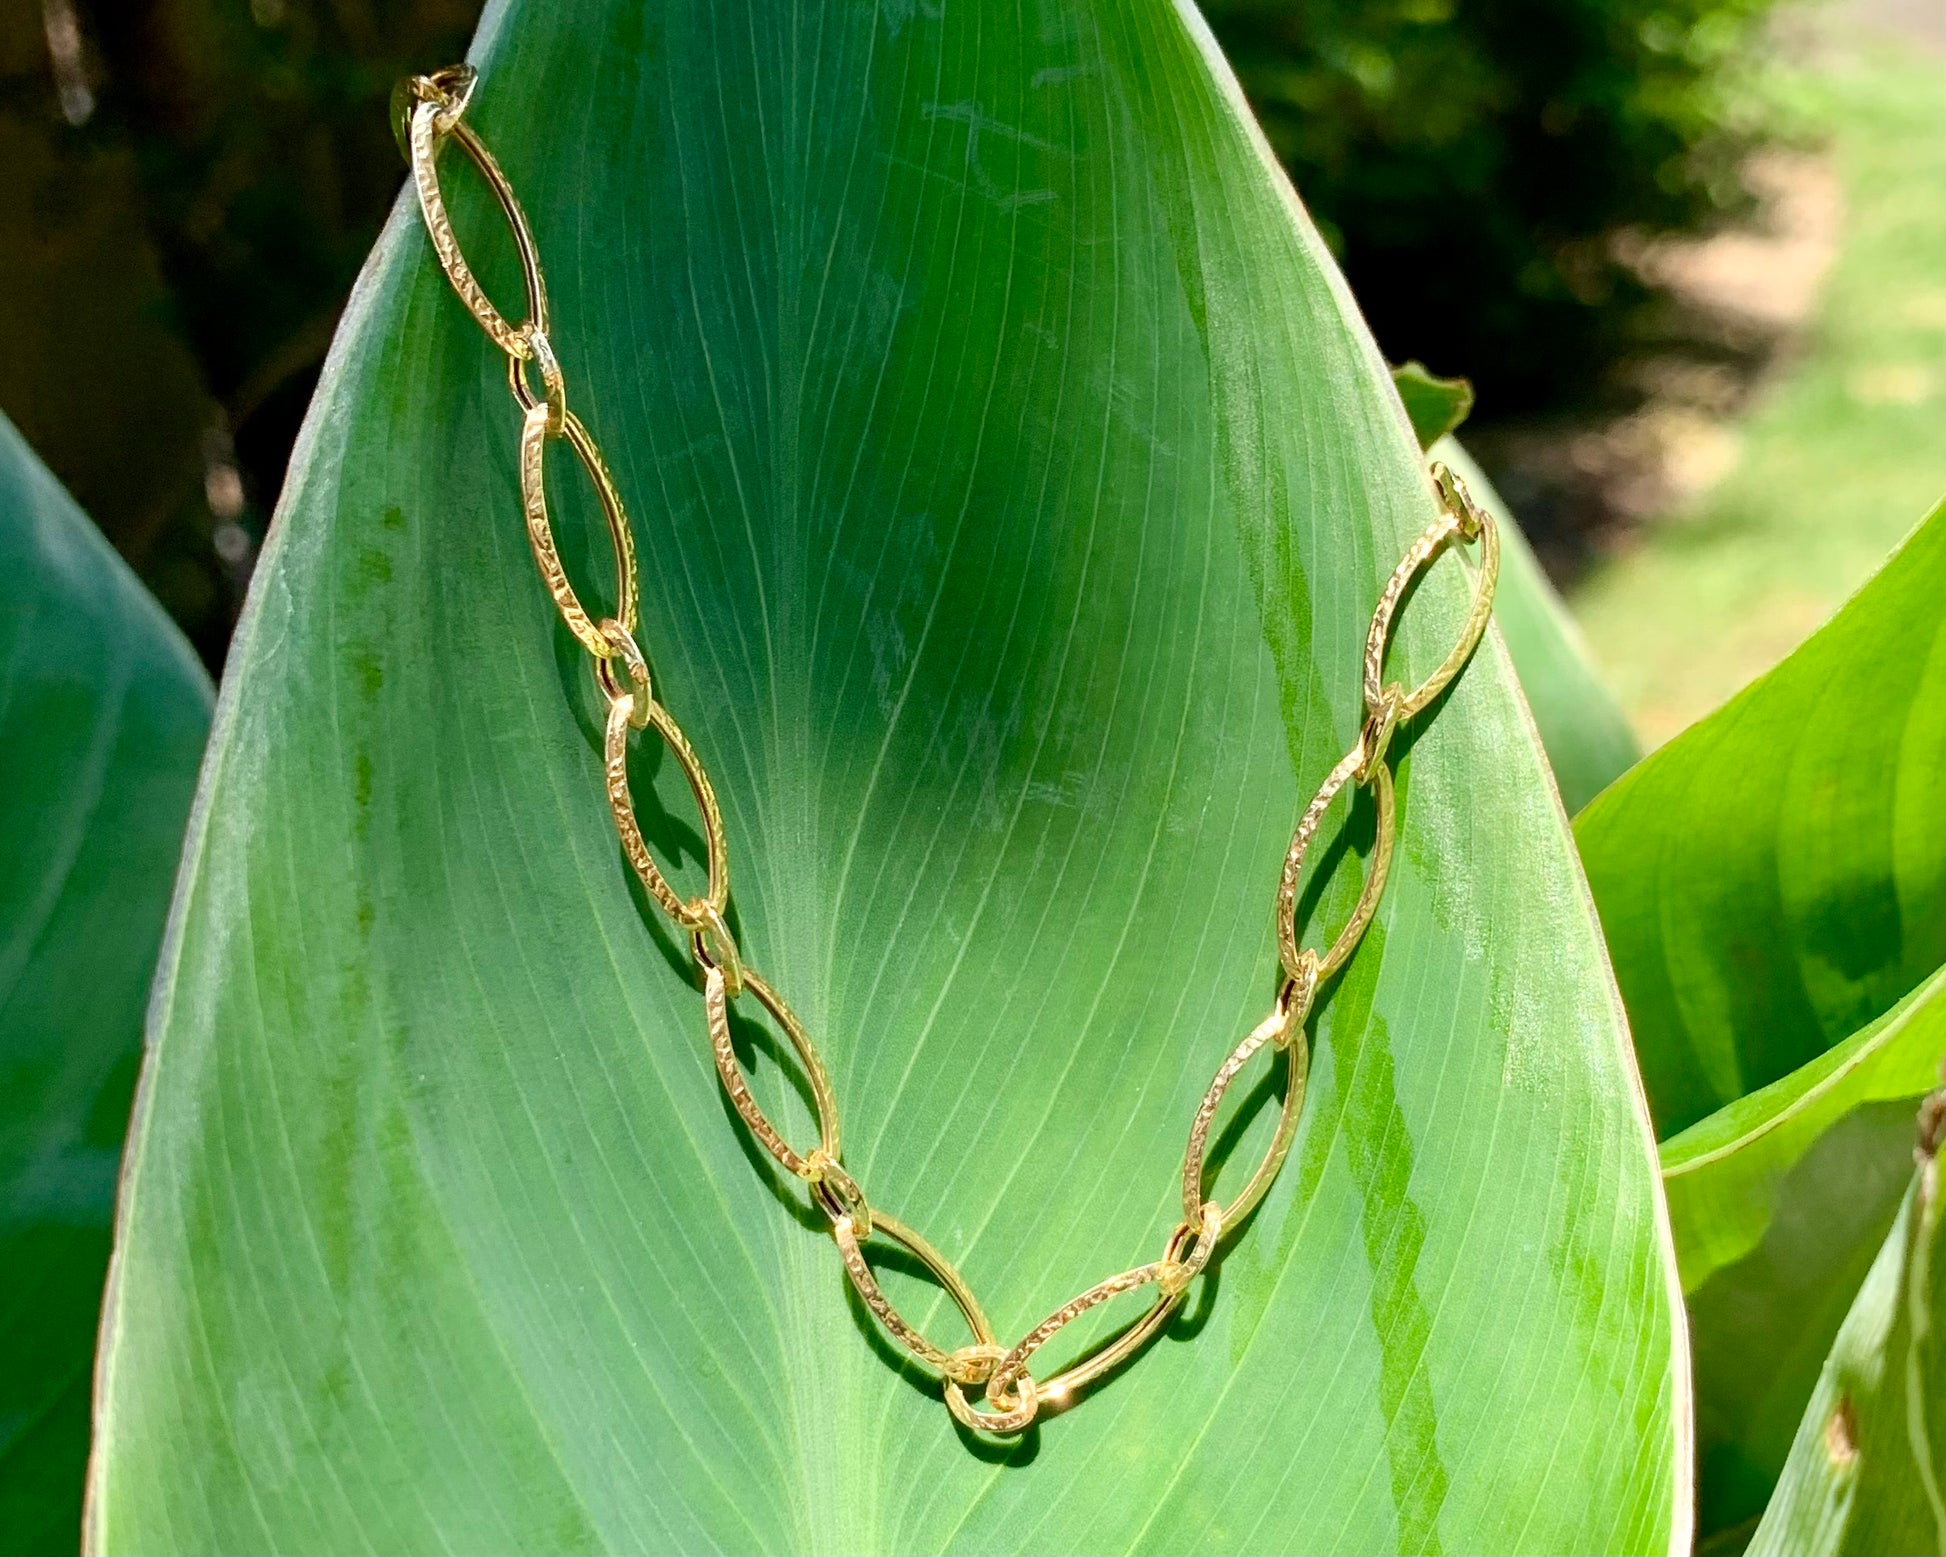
[[0, 0, 1784, 668]]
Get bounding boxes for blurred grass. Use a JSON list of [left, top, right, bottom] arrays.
[[1570, 40, 1946, 746]]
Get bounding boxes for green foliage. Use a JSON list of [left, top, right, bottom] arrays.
[[1745, 1136, 1946, 1556], [1391, 362, 1475, 451], [1202, 0, 1784, 409], [83, 1, 1684, 1550], [1581, 498, 1946, 1549], [1578, 499, 1946, 1139], [1668, 972, 1946, 1546], [0, 413, 212, 1553], [1567, 50, 1946, 746]]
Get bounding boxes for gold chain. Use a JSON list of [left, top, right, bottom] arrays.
[[395, 64, 1501, 1439]]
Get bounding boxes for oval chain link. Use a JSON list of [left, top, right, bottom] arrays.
[[405, 66, 547, 358], [399, 68, 1499, 1441], [518, 404, 638, 658], [601, 689, 730, 930], [703, 965, 839, 1178], [834, 1209, 998, 1374]]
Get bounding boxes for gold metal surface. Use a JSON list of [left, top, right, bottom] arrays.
[[397, 69, 1500, 1441], [703, 966, 837, 1177], [1182, 1000, 1311, 1231], [517, 405, 638, 658], [602, 691, 729, 929], [406, 76, 547, 358], [833, 1210, 996, 1373]]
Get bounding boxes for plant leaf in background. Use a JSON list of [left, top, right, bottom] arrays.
[[1578, 498, 1946, 1139], [86, 2, 1685, 1551], [1390, 362, 1474, 453], [1428, 440, 1639, 816], [1745, 1095, 1946, 1557], [1667, 969, 1946, 1548], [0, 413, 212, 1554], [1578, 497, 1946, 1548]]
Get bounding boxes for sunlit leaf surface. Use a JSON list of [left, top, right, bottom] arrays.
[[1580, 497, 1946, 1546], [1578, 498, 1946, 1137], [87, 3, 1684, 1550]]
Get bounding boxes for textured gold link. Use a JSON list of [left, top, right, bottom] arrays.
[[398, 67, 1499, 1445], [518, 404, 638, 657], [703, 965, 839, 1178], [1181, 999, 1311, 1232], [1365, 464, 1502, 720], [404, 69, 547, 358], [509, 321, 568, 438], [1276, 749, 1397, 984], [986, 1261, 1186, 1418], [832, 1209, 995, 1373], [602, 691, 729, 929]]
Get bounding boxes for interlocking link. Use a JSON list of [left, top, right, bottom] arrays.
[[704, 966, 836, 1175], [510, 321, 568, 438], [833, 1209, 994, 1371], [602, 691, 731, 929], [690, 902, 745, 999], [1157, 1203, 1223, 1298], [518, 405, 638, 658], [945, 1364, 1040, 1436], [398, 67, 1499, 1442], [1182, 1000, 1312, 1232], [593, 618, 652, 730], [404, 65, 547, 359]]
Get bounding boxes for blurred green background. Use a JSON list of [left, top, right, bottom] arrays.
[[1, 0, 1943, 749]]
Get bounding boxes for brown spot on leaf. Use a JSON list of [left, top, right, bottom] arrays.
[[1918, 1084, 1946, 1163], [1824, 1396, 1859, 1469]]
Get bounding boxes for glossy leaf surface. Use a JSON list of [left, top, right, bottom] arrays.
[[1665, 966, 1946, 1542], [0, 414, 212, 1553], [88, 3, 1684, 1551], [1746, 1134, 1946, 1556], [1577, 497, 1946, 1138]]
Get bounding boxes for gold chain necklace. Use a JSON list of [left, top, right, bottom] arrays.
[[396, 64, 1500, 1438]]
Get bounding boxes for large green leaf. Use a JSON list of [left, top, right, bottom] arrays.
[[87, 3, 1685, 1551], [1577, 497, 1946, 1139], [1664, 966, 1946, 1543], [1581, 496, 1946, 1545], [1746, 1110, 1946, 1557], [0, 413, 212, 1554], [1429, 440, 1638, 816]]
